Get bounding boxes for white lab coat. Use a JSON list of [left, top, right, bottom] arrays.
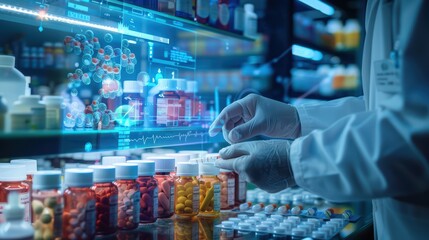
[[290, 0, 429, 239]]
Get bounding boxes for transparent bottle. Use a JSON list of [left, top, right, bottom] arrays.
[[0, 192, 34, 240], [154, 78, 180, 127], [88, 165, 118, 235], [218, 169, 235, 210], [127, 160, 158, 223], [113, 163, 139, 230], [165, 153, 191, 178], [32, 170, 63, 240], [233, 172, 247, 207], [174, 163, 199, 219], [198, 163, 221, 217], [62, 169, 96, 239], [0, 164, 30, 223], [42, 96, 64, 130], [151, 156, 175, 218], [0, 55, 26, 112], [10, 159, 37, 194]]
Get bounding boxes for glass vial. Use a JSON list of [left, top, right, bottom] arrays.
[[88, 165, 118, 235], [113, 163, 139, 230], [154, 78, 180, 127], [218, 169, 235, 210], [174, 163, 199, 219], [151, 156, 175, 218], [32, 170, 63, 240], [127, 160, 158, 224], [198, 163, 221, 217], [62, 169, 96, 239]]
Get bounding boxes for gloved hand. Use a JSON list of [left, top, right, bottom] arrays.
[[215, 140, 296, 193], [209, 94, 301, 144]]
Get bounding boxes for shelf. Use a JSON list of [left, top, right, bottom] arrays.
[[0, 127, 224, 158], [294, 37, 357, 61], [288, 89, 360, 101]]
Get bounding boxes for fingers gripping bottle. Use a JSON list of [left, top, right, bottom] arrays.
[[151, 157, 175, 218], [174, 163, 199, 219]]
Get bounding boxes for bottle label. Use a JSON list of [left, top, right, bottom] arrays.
[[132, 190, 140, 223], [238, 174, 246, 201], [85, 200, 96, 236], [218, 3, 230, 26], [0, 203, 5, 223], [192, 186, 200, 211], [19, 192, 30, 223], [153, 187, 158, 218], [197, 0, 210, 18], [213, 183, 221, 211], [109, 194, 118, 227], [227, 178, 235, 206], [176, 0, 193, 18], [54, 202, 63, 237], [185, 99, 192, 121], [156, 98, 179, 126], [169, 185, 175, 214]]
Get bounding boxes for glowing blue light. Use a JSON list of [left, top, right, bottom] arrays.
[[85, 142, 92, 152], [292, 45, 323, 61], [298, 0, 335, 16]]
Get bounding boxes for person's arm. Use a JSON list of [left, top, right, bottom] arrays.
[[290, 0, 429, 201], [296, 97, 365, 136]]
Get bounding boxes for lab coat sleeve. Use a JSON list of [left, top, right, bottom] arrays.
[[290, 0, 429, 202], [296, 97, 366, 136]]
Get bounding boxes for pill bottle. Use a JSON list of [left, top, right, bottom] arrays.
[[62, 169, 96, 239], [0, 96, 6, 131], [0, 164, 30, 223], [127, 160, 158, 223], [243, 3, 257, 38], [32, 170, 63, 240], [102, 156, 126, 165], [198, 163, 221, 217], [165, 153, 191, 178], [42, 96, 64, 130], [88, 165, 118, 235], [327, 19, 344, 50], [113, 163, 140, 230], [151, 156, 175, 218], [0, 55, 26, 112], [154, 78, 180, 127], [178, 150, 208, 159], [174, 162, 199, 219], [123, 80, 144, 126], [234, 172, 247, 206], [218, 169, 235, 210], [0, 192, 34, 240], [176, 79, 190, 126], [12, 95, 46, 130], [344, 19, 361, 49]]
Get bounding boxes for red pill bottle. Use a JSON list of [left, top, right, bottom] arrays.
[[62, 169, 96, 239], [218, 169, 235, 210], [32, 170, 63, 240], [154, 78, 180, 127], [113, 163, 140, 230], [0, 164, 30, 223], [234, 172, 247, 207], [150, 156, 175, 218], [127, 160, 158, 223], [176, 79, 191, 126], [88, 165, 118, 235]]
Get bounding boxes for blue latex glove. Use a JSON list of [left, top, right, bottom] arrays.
[[209, 94, 301, 144], [215, 140, 296, 193]]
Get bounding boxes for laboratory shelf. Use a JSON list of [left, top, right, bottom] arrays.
[[294, 37, 357, 61], [0, 127, 224, 158]]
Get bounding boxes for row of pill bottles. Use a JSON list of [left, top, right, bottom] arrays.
[[198, 163, 221, 217], [174, 162, 200, 219]]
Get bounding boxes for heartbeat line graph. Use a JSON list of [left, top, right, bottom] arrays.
[[126, 130, 209, 145]]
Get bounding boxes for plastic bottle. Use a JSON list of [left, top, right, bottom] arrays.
[[174, 162, 199, 219], [154, 79, 180, 127], [151, 156, 175, 218], [12, 95, 46, 130], [62, 169, 96, 239], [88, 165, 118, 235], [208, 0, 219, 26], [102, 156, 126, 166], [218, 169, 235, 210], [217, 0, 230, 30], [176, 0, 194, 19], [176, 79, 190, 126], [127, 160, 158, 223], [43, 42, 54, 68], [32, 170, 63, 240], [0, 164, 30, 223], [0, 55, 26, 114], [332, 65, 346, 90], [244, 3, 257, 38], [233, 2, 244, 33], [113, 163, 139, 230], [345, 64, 360, 90], [327, 19, 344, 50], [234, 172, 246, 207], [123, 80, 144, 126], [0, 192, 34, 240], [185, 80, 199, 122], [10, 159, 37, 219], [165, 153, 191, 178], [196, 0, 210, 24], [344, 19, 361, 49], [0, 96, 6, 131], [42, 96, 64, 130], [158, 0, 176, 15], [198, 163, 221, 217]]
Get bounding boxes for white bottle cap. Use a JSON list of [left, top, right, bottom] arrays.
[[244, 3, 254, 12], [141, 152, 159, 160], [32, 170, 61, 190], [158, 78, 177, 91], [0, 163, 26, 181], [176, 79, 187, 91], [4, 192, 24, 221], [114, 163, 138, 179], [178, 150, 208, 158], [83, 152, 101, 161], [149, 156, 175, 173], [64, 168, 94, 187], [10, 159, 37, 174], [88, 165, 115, 182], [42, 96, 64, 105], [176, 162, 199, 176], [127, 160, 155, 176], [123, 80, 143, 93], [18, 95, 41, 104], [165, 153, 191, 167], [102, 156, 126, 165], [0, 55, 15, 67], [199, 162, 220, 176]]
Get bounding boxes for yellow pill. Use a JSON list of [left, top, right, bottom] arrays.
[[185, 200, 193, 207], [176, 203, 185, 211], [200, 185, 206, 192], [184, 182, 193, 189], [177, 185, 186, 192], [187, 194, 193, 199], [192, 180, 198, 185], [178, 190, 186, 196], [184, 207, 193, 213], [177, 196, 187, 204], [205, 181, 212, 188], [186, 188, 193, 195]]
